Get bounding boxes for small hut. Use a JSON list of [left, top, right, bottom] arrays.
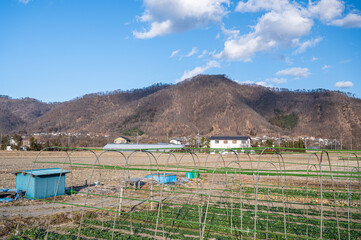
[[14, 168, 70, 199]]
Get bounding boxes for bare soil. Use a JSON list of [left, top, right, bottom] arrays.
[[1, 150, 360, 238]]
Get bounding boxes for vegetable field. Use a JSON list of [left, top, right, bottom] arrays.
[[3, 148, 361, 239]]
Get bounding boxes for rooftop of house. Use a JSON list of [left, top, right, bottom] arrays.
[[210, 136, 251, 141]]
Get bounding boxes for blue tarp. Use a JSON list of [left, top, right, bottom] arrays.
[[0, 188, 21, 203], [145, 173, 177, 183]]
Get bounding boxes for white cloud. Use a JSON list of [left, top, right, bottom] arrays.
[[221, 24, 240, 38], [330, 13, 361, 28], [267, 77, 287, 84], [133, 0, 229, 39], [276, 67, 310, 78], [255, 81, 274, 88], [177, 60, 220, 82], [238, 80, 254, 85], [170, 49, 181, 58], [186, 47, 198, 57], [238, 78, 286, 86], [135, 0, 361, 63], [311, 56, 319, 62], [216, 34, 276, 61], [236, 0, 290, 13], [253, 9, 313, 43], [218, 0, 361, 62], [217, 5, 313, 61], [294, 37, 322, 54], [19, 0, 31, 4], [334, 81, 354, 88], [308, 0, 344, 22], [198, 50, 208, 58], [322, 65, 331, 70], [134, 20, 172, 39], [307, 0, 361, 28]]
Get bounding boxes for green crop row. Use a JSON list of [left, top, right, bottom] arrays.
[[7, 199, 361, 240], [8, 228, 81, 240], [242, 186, 361, 201], [119, 204, 361, 239]]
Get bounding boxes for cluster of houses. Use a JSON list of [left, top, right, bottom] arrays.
[[3, 133, 341, 151], [111, 135, 340, 150], [110, 135, 252, 150], [252, 135, 340, 149], [3, 137, 31, 151]]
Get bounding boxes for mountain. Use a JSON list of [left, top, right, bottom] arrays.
[[0, 96, 55, 133], [25, 83, 172, 134], [1, 75, 360, 146]]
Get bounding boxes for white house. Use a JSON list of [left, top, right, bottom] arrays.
[[9, 138, 18, 146], [210, 136, 251, 149], [170, 138, 182, 145]]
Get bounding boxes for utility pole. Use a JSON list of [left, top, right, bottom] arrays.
[[351, 137, 353, 150], [318, 139, 320, 150], [197, 130, 200, 149], [341, 132, 343, 150]]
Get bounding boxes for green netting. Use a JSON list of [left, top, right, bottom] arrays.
[[9, 147, 361, 240]]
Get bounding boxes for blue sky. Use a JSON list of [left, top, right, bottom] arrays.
[[1, 0, 360, 102]]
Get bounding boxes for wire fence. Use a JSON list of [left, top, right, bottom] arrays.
[[6, 147, 361, 239]]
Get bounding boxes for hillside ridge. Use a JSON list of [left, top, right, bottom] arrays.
[[1, 75, 360, 146]]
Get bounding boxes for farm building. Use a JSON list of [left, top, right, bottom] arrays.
[[13, 168, 70, 199], [114, 136, 131, 144], [210, 136, 251, 149], [103, 143, 185, 152]]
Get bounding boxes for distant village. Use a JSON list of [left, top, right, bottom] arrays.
[[1, 131, 345, 151]]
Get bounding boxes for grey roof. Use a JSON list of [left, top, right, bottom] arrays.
[[13, 168, 70, 177], [210, 136, 250, 141], [103, 143, 185, 151]]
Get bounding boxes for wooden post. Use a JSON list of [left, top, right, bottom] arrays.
[[119, 181, 125, 216], [151, 183, 154, 210]]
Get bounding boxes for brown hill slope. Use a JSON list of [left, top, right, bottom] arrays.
[[26, 83, 171, 133], [240, 87, 361, 144], [0, 108, 24, 132], [0, 96, 54, 132], [1, 75, 360, 146], [26, 75, 280, 138]]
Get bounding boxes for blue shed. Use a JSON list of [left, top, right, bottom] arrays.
[[14, 168, 70, 199]]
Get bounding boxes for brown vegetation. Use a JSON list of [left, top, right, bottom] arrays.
[[1, 75, 361, 147]]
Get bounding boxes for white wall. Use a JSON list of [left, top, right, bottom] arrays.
[[210, 139, 250, 149]]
